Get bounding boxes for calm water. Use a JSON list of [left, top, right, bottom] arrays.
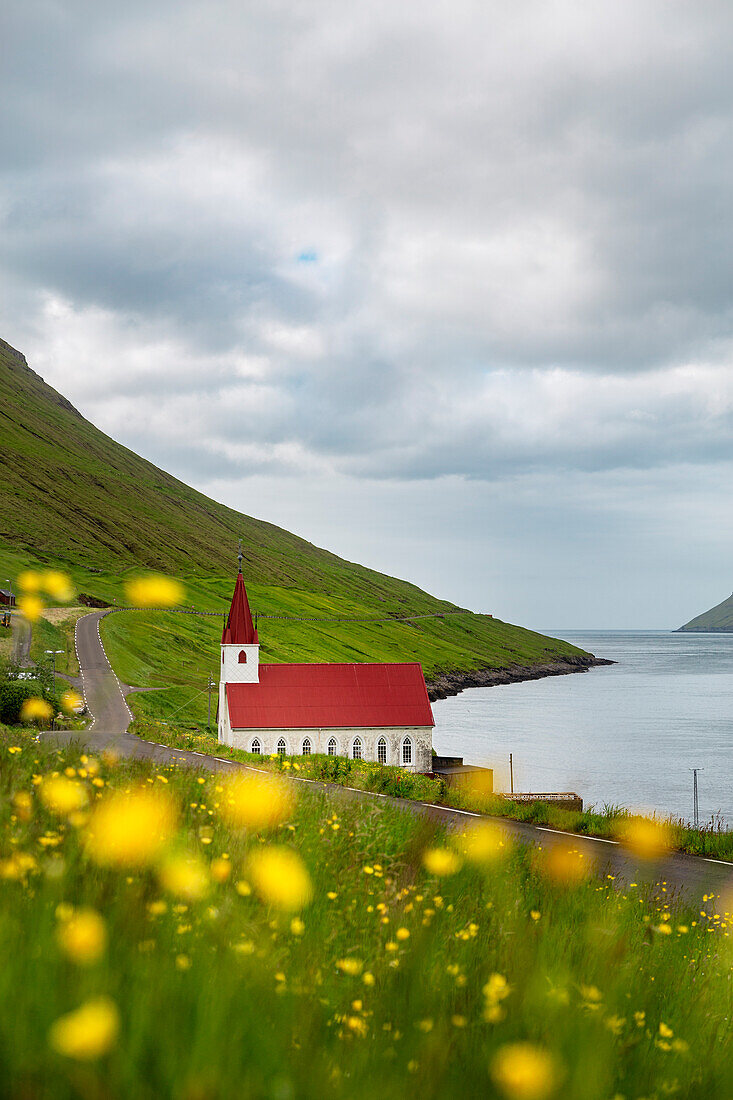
[[432, 631, 733, 827]]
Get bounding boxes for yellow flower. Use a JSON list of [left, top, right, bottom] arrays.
[[124, 574, 185, 608], [8, 746, 22, 755], [422, 847, 462, 876], [18, 595, 44, 622], [61, 690, 84, 715], [56, 908, 107, 965], [219, 773, 296, 831], [658, 1022, 674, 1038], [48, 997, 119, 1060], [43, 571, 74, 602], [617, 817, 671, 860], [40, 776, 88, 816], [484, 973, 511, 1005], [396, 927, 410, 941], [85, 788, 177, 867], [247, 846, 313, 911], [290, 917, 305, 936], [542, 843, 588, 884], [336, 958, 363, 976], [210, 857, 232, 883], [12, 790, 33, 821], [491, 1043, 560, 1100], [17, 570, 42, 592], [460, 821, 511, 864], [20, 697, 53, 723], [159, 854, 210, 901]]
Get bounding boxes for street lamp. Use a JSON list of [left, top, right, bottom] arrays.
[[45, 649, 63, 690]]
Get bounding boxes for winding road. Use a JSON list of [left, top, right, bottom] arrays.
[[42, 610, 733, 903]]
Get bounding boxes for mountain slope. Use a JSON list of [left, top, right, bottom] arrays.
[[677, 593, 733, 632], [0, 336, 598, 698]]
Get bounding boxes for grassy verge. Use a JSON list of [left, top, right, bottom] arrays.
[[97, 602, 590, 724], [136, 720, 733, 863], [2, 724, 732, 1098]]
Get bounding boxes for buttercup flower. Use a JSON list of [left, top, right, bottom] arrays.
[[124, 575, 185, 607], [61, 690, 84, 715], [41, 776, 88, 816], [20, 697, 53, 723], [542, 843, 589, 884], [85, 787, 177, 867], [48, 997, 119, 1060], [423, 848, 462, 876], [57, 908, 107, 965], [159, 854, 210, 901], [247, 846, 313, 911], [220, 773, 296, 831], [18, 595, 44, 622], [617, 817, 671, 860], [43, 570, 74, 602], [337, 958, 363, 975], [491, 1043, 561, 1100], [17, 570, 42, 592], [460, 821, 510, 864]]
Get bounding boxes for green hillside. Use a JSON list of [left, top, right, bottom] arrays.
[[677, 592, 733, 632], [0, 335, 593, 704]]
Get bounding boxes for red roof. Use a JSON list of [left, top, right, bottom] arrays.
[[226, 663, 434, 729], [222, 571, 258, 645]]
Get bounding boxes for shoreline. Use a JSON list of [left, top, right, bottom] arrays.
[[426, 654, 614, 702]]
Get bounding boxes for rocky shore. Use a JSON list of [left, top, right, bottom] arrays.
[[426, 654, 614, 702]]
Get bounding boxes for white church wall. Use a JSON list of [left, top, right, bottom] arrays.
[[227, 726, 433, 772]]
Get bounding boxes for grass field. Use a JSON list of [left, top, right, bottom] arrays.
[[139, 720, 733, 863], [2, 724, 732, 1099], [0, 335, 595, 698], [95, 602, 587, 729]]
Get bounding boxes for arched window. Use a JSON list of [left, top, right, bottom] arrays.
[[277, 738, 287, 755], [377, 736, 387, 765], [328, 738, 337, 756], [302, 737, 311, 755], [401, 737, 413, 766], [251, 738, 261, 755], [222, 651, 225, 663], [238, 650, 247, 664], [352, 737, 363, 760]]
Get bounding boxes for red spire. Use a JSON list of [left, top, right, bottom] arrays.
[[222, 570, 258, 645]]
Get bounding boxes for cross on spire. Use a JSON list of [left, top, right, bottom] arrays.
[[237, 538, 243, 574]]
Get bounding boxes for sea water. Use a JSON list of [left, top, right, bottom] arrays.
[[431, 631, 733, 827]]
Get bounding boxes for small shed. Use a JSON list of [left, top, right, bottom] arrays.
[[0, 588, 15, 608]]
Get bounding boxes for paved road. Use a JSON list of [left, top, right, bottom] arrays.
[[42, 611, 733, 904]]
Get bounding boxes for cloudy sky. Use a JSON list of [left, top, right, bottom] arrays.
[[3, 0, 733, 628]]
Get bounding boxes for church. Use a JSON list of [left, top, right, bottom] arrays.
[[217, 563, 435, 771]]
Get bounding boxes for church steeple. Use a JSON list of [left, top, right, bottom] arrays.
[[222, 547, 258, 645]]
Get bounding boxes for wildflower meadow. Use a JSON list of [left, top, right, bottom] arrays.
[[1, 724, 732, 1099]]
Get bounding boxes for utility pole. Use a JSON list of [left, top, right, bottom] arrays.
[[509, 752, 514, 795], [692, 768, 703, 828], [207, 674, 216, 731]]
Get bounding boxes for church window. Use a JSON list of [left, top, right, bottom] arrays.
[[377, 736, 387, 764], [401, 737, 413, 765], [277, 738, 287, 755], [251, 738, 261, 755], [302, 737, 311, 755], [352, 737, 363, 760], [328, 738, 337, 756], [238, 650, 247, 664]]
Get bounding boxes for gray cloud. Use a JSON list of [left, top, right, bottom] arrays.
[[3, 1, 733, 623]]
